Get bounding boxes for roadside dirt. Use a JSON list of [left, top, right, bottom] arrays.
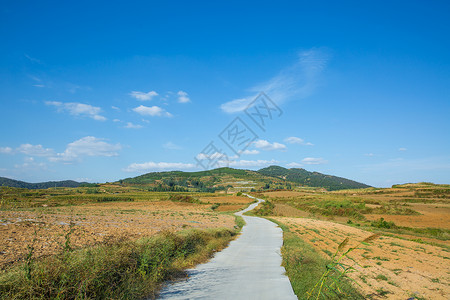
[[0, 201, 235, 270], [274, 217, 450, 300]]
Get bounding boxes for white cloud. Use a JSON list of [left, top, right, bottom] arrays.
[[286, 162, 303, 168], [301, 157, 328, 165], [124, 122, 143, 129], [163, 142, 182, 150], [177, 90, 191, 103], [50, 136, 121, 163], [365, 153, 375, 157], [220, 97, 254, 114], [399, 148, 407, 151], [284, 136, 313, 146], [111, 106, 120, 111], [45, 101, 106, 121], [133, 105, 172, 117], [0, 147, 13, 154], [129, 91, 158, 101], [253, 139, 286, 151], [196, 152, 225, 161], [220, 48, 330, 113], [24, 54, 42, 64], [15, 157, 47, 170], [17, 144, 54, 157], [113, 119, 121, 122], [33, 84, 45, 88], [240, 149, 260, 155], [123, 161, 196, 172], [228, 159, 278, 168]]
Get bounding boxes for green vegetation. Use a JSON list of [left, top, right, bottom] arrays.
[[258, 166, 371, 191], [0, 177, 86, 189], [269, 219, 363, 299], [371, 218, 396, 229], [0, 228, 237, 299], [253, 200, 275, 216]]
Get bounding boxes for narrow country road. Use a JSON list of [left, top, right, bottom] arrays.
[[157, 194, 297, 300]]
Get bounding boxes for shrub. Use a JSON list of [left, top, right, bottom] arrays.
[[371, 218, 396, 229]]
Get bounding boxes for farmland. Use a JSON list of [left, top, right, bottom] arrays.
[[254, 183, 450, 299]]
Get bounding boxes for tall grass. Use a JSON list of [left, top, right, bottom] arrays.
[[0, 228, 236, 299]]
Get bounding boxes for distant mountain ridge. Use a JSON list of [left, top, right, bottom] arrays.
[[121, 165, 371, 191], [257, 166, 371, 190], [0, 177, 86, 189], [1, 165, 371, 191]]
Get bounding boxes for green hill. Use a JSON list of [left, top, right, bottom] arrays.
[[257, 166, 371, 191], [0, 177, 86, 189], [120, 166, 370, 191]]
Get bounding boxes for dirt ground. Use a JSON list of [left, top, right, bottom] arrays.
[[274, 217, 450, 299], [0, 201, 235, 270], [200, 195, 254, 204], [365, 203, 450, 229]]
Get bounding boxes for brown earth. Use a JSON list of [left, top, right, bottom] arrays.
[[200, 196, 254, 204], [274, 217, 450, 299], [365, 203, 450, 229], [0, 201, 235, 270], [214, 204, 248, 212]]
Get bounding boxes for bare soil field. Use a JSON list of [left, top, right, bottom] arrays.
[[0, 200, 235, 270], [274, 217, 450, 299], [259, 184, 450, 298], [199, 195, 254, 204], [365, 203, 450, 229]]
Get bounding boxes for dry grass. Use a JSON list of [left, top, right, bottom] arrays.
[[273, 217, 450, 299], [0, 200, 235, 270]]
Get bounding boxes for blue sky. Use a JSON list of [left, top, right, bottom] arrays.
[[1, 0, 449, 187]]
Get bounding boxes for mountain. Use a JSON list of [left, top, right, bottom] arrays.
[[0, 177, 86, 189], [120, 166, 370, 191], [257, 166, 371, 191]]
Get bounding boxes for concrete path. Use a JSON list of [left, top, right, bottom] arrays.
[[157, 194, 297, 300]]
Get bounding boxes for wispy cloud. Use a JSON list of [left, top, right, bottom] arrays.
[[50, 136, 121, 163], [220, 48, 330, 113], [15, 157, 47, 170], [228, 159, 278, 168], [286, 162, 303, 168], [398, 148, 407, 151], [284, 136, 313, 146], [24, 54, 43, 64], [17, 144, 55, 157], [253, 139, 286, 151], [45, 101, 106, 121], [163, 142, 182, 150], [124, 122, 143, 129], [177, 91, 191, 103], [133, 105, 172, 117], [123, 161, 196, 172], [0, 147, 14, 154], [240, 149, 260, 155], [301, 157, 328, 165], [129, 91, 158, 101]]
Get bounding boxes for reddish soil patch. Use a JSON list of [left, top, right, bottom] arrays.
[[200, 196, 254, 204], [215, 204, 247, 212], [0, 201, 235, 270]]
